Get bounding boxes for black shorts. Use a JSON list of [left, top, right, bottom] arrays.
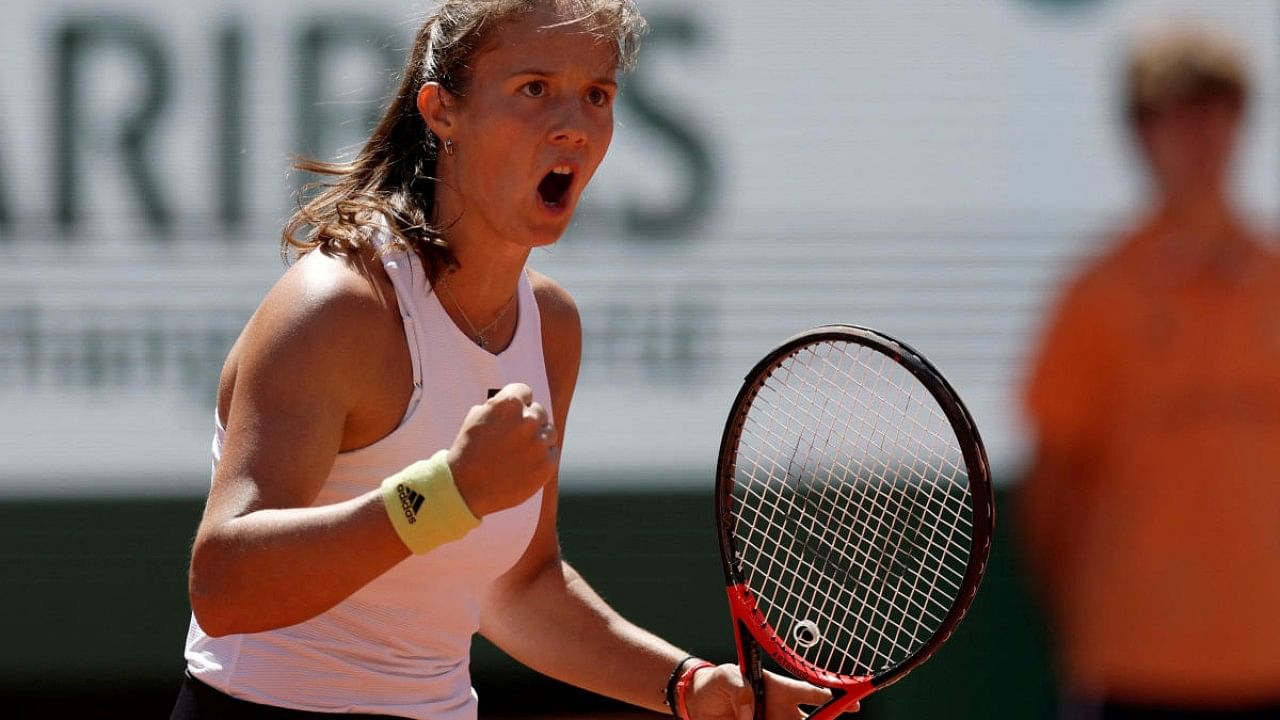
[[170, 672, 405, 719]]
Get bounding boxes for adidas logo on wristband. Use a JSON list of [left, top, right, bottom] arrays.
[[397, 484, 426, 523], [381, 451, 479, 555]]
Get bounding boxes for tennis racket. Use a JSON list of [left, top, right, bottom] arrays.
[[715, 325, 993, 719]]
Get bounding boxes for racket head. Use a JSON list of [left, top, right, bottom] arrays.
[[715, 324, 994, 701]]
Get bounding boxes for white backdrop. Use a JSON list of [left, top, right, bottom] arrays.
[[0, 0, 1277, 494]]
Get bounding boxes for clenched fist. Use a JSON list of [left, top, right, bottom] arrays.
[[447, 383, 558, 517]]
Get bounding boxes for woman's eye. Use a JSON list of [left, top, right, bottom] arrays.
[[587, 87, 611, 107], [522, 81, 546, 98]]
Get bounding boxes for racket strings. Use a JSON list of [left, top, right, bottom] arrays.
[[731, 341, 974, 678], [796, 343, 969, 667], [771, 346, 952, 665], [734, 473, 938, 669], [737, 368, 945, 669], [737, 404, 951, 670], [782, 343, 967, 664], [744, 348, 970, 587]]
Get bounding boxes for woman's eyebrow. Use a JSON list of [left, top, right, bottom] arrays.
[[509, 68, 553, 78], [508, 68, 618, 87]]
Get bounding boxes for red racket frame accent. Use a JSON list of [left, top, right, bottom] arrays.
[[727, 582, 874, 719]]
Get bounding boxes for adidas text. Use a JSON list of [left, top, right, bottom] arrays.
[[397, 484, 426, 524]]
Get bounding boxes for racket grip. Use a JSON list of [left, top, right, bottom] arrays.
[[733, 618, 766, 720]]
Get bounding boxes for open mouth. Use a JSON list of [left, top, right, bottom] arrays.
[[537, 166, 574, 208]]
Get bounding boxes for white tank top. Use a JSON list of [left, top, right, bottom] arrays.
[[184, 234, 549, 720]]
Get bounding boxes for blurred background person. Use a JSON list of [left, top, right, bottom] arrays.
[[1018, 22, 1280, 720]]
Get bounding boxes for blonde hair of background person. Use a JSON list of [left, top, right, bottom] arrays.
[[174, 2, 850, 719], [1018, 21, 1280, 720]]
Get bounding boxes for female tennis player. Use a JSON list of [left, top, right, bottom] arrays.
[[172, 2, 848, 718]]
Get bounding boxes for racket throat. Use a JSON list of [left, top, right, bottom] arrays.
[[725, 583, 877, 720], [807, 686, 874, 720]]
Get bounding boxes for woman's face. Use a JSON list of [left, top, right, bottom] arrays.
[[436, 7, 619, 250]]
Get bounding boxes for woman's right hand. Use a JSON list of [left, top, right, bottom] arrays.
[[447, 382, 559, 517]]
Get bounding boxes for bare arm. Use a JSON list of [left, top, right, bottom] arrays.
[[484, 555, 688, 711], [189, 252, 412, 636]]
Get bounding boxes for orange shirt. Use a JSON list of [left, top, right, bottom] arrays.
[[1022, 223, 1280, 704]]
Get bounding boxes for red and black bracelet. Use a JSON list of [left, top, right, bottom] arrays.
[[663, 656, 698, 717], [666, 657, 715, 720]]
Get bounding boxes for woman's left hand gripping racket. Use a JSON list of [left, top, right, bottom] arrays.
[[715, 325, 994, 719]]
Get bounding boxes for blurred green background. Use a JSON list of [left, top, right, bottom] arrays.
[[0, 484, 1052, 718]]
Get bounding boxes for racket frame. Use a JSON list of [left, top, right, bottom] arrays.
[[714, 324, 995, 718]]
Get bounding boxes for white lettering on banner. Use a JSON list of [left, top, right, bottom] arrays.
[[0, 0, 1277, 494]]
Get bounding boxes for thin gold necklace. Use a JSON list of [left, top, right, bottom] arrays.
[[437, 274, 518, 351]]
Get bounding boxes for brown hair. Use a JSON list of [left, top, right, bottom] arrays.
[[282, 0, 647, 280], [1126, 23, 1250, 126]]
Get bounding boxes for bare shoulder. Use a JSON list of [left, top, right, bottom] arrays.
[[526, 269, 582, 420], [201, 248, 408, 520], [220, 248, 404, 423], [527, 268, 581, 338], [238, 250, 395, 364]]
